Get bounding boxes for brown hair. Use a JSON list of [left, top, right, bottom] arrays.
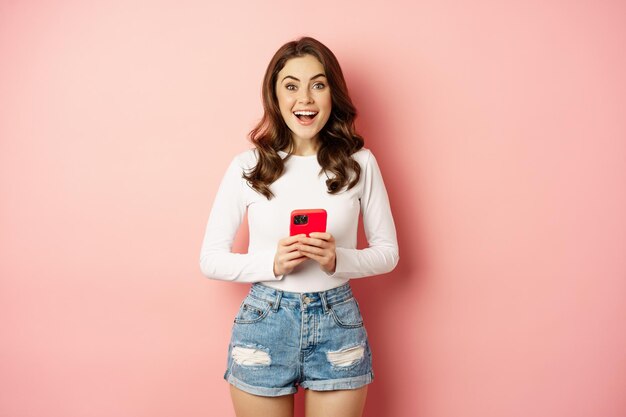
[[243, 36, 364, 199]]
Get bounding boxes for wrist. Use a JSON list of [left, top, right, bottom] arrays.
[[324, 257, 336, 274]]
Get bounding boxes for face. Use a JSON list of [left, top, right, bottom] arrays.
[[275, 54, 332, 146]]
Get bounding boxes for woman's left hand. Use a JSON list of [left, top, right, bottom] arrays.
[[296, 232, 336, 274]]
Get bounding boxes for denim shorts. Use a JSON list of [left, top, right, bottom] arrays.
[[224, 282, 374, 397]]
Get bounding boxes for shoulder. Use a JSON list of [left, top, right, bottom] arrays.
[[351, 147, 375, 168], [230, 148, 259, 170]]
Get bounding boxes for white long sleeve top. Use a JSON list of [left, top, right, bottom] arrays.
[[199, 147, 399, 292]]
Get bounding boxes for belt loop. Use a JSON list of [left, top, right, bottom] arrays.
[[272, 289, 282, 312], [319, 291, 330, 313]]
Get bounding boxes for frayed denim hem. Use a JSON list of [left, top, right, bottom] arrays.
[[225, 372, 298, 397], [300, 372, 373, 391]]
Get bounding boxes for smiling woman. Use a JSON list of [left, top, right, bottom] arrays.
[[199, 36, 399, 417]]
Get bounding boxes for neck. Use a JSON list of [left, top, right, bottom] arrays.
[[290, 137, 319, 156]]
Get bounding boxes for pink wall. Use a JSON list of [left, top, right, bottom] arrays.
[[1, 1, 625, 416]]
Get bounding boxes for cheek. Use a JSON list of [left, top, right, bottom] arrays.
[[320, 93, 332, 113], [277, 93, 294, 112], [320, 95, 332, 121]]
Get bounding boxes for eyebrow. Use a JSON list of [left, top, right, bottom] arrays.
[[281, 73, 327, 83]]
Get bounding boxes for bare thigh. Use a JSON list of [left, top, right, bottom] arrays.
[[230, 384, 294, 417], [304, 386, 368, 417]]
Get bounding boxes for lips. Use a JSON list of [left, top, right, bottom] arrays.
[[293, 110, 318, 126]]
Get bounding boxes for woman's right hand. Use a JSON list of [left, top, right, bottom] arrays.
[[273, 234, 307, 276]]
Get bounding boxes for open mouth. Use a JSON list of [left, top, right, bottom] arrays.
[[293, 110, 318, 124]]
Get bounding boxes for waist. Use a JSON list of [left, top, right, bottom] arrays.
[[250, 282, 354, 310]]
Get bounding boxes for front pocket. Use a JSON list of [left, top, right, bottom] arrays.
[[234, 296, 272, 324], [329, 297, 364, 329]]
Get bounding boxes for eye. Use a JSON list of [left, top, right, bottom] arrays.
[[313, 82, 326, 90], [285, 84, 297, 91]]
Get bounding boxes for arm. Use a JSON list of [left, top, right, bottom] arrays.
[[199, 155, 282, 283], [329, 150, 400, 279]]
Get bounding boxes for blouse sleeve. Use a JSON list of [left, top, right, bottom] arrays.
[[199, 155, 283, 283], [329, 150, 400, 279]]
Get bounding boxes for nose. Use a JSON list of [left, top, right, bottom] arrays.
[[297, 88, 313, 104]]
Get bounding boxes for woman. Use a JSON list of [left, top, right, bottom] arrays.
[[199, 36, 399, 417]]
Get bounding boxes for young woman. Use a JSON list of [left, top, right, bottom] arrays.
[[199, 37, 399, 417]]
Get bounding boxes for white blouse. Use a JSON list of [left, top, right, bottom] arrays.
[[199, 147, 399, 292]]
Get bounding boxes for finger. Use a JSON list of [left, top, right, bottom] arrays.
[[280, 234, 306, 246], [298, 237, 326, 248], [309, 232, 332, 240], [280, 243, 304, 254], [282, 250, 307, 261], [284, 257, 307, 268], [299, 251, 326, 263], [297, 244, 325, 256], [278, 237, 300, 253]]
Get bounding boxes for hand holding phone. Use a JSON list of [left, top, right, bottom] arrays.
[[288, 209, 336, 274]]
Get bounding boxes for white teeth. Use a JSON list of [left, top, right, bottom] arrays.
[[294, 111, 317, 116]]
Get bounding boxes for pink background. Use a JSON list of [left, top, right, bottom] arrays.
[[1, 1, 625, 416]]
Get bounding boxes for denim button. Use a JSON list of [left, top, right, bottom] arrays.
[[303, 296, 311, 304]]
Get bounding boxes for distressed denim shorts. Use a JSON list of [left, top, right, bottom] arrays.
[[224, 282, 374, 397]]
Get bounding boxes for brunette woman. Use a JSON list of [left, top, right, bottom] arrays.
[[200, 36, 399, 417]]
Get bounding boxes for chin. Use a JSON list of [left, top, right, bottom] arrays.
[[295, 132, 322, 141]]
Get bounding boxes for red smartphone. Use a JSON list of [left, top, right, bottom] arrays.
[[290, 209, 327, 237]]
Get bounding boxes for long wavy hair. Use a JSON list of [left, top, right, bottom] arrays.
[[243, 36, 364, 199]]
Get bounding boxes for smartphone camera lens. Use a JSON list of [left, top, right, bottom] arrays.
[[294, 215, 308, 225]]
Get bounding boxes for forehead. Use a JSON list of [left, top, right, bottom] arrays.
[[278, 55, 325, 79]]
